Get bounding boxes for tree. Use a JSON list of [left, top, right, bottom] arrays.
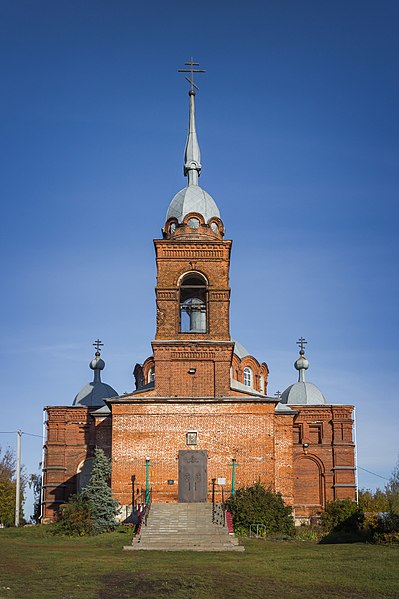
[[81, 447, 119, 534], [385, 455, 399, 515], [358, 488, 389, 512], [226, 482, 294, 536], [29, 470, 42, 524], [0, 446, 25, 526], [358, 455, 399, 515]]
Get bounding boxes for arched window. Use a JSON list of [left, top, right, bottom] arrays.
[[180, 273, 207, 333], [259, 375, 265, 394], [76, 457, 94, 492], [148, 366, 155, 384], [243, 367, 252, 387]]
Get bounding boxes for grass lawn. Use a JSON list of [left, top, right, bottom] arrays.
[[0, 526, 398, 598]]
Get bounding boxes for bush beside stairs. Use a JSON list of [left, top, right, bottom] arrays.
[[124, 503, 244, 552]]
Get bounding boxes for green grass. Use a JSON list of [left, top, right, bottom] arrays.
[[0, 526, 398, 598]]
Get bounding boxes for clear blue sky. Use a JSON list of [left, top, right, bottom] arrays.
[[1, 1, 398, 519]]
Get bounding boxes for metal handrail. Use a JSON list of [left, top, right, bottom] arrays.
[[212, 478, 227, 527], [144, 488, 152, 526], [249, 523, 267, 538]]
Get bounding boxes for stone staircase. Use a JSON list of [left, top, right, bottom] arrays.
[[124, 503, 244, 552]]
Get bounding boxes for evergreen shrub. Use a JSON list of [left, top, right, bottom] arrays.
[[81, 447, 119, 534], [56, 494, 93, 536], [55, 448, 119, 536], [226, 482, 294, 536], [320, 500, 364, 534]]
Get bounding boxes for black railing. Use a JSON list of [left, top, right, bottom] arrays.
[[212, 478, 226, 527], [133, 486, 153, 538]]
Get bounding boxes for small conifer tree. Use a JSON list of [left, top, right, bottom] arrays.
[[82, 447, 119, 533]]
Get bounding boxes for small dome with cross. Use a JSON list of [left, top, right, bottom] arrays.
[[279, 338, 326, 406], [73, 341, 118, 408]]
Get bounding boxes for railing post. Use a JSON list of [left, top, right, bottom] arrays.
[[145, 457, 150, 504], [131, 475, 136, 508], [231, 458, 237, 496]]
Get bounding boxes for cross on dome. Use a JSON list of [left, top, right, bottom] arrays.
[[93, 339, 104, 354], [178, 58, 206, 94], [296, 336, 307, 355]]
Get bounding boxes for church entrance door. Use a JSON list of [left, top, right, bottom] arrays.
[[178, 450, 208, 502]]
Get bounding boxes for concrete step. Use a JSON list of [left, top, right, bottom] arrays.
[[127, 502, 243, 553], [124, 544, 244, 552]]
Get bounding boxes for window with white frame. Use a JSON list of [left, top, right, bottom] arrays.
[[243, 367, 252, 387]]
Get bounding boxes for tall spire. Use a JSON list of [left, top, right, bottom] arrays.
[[184, 90, 201, 184], [178, 59, 206, 186], [166, 60, 220, 225]]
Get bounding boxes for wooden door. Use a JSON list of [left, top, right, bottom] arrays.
[[178, 450, 208, 502]]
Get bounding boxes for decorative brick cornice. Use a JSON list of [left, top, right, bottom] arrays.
[[160, 248, 225, 259], [108, 396, 277, 405], [209, 290, 230, 301], [156, 290, 177, 300]]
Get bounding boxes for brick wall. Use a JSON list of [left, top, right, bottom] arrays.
[[109, 398, 295, 507], [291, 405, 356, 517]]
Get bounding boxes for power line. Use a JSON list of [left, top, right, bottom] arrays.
[[358, 466, 389, 481], [0, 430, 41, 438]]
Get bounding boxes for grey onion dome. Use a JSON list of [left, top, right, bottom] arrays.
[[90, 353, 105, 371], [166, 185, 220, 223], [279, 345, 326, 406], [73, 350, 118, 408], [295, 356, 309, 372]]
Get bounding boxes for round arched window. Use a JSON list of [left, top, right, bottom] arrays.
[[243, 367, 252, 387], [76, 457, 94, 492], [180, 273, 207, 333]]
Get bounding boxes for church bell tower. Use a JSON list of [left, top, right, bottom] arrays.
[[152, 62, 234, 398]]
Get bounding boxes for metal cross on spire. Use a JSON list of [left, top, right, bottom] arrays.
[[93, 339, 104, 353], [178, 58, 206, 93], [296, 337, 307, 355]]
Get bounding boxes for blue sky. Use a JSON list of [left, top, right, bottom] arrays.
[[1, 1, 398, 518]]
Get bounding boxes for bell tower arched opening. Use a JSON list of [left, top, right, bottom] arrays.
[[179, 273, 207, 333]]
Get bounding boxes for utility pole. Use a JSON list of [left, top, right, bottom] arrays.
[[15, 430, 21, 527]]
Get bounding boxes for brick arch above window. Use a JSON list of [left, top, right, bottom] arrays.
[[240, 355, 261, 371], [177, 270, 209, 287], [294, 454, 325, 473], [142, 356, 155, 385]]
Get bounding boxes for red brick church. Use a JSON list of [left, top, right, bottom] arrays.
[[42, 69, 356, 524]]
